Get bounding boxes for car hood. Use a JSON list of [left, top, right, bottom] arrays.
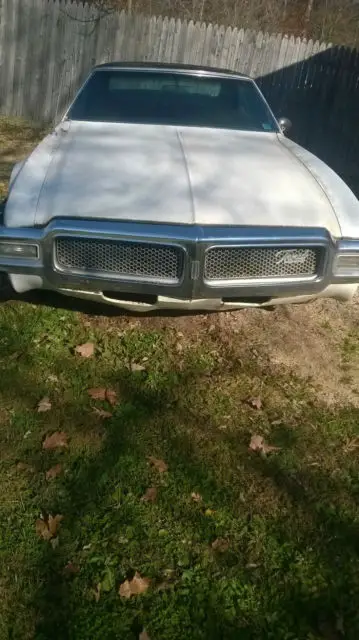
[[9, 121, 341, 235]]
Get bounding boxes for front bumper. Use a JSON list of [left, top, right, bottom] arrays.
[[1, 218, 359, 311]]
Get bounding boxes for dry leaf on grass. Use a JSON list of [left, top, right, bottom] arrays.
[[35, 514, 63, 541], [141, 487, 157, 503], [249, 434, 280, 455], [211, 538, 229, 553], [139, 630, 151, 640], [191, 492, 202, 503], [45, 464, 63, 481], [42, 431, 68, 450], [246, 397, 263, 410], [119, 572, 151, 598], [148, 456, 168, 473], [130, 362, 146, 372], [75, 342, 95, 358], [88, 387, 117, 405], [88, 387, 107, 401], [37, 396, 52, 413], [92, 407, 113, 419], [105, 389, 117, 406]]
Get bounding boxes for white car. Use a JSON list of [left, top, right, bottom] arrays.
[[2, 62, 359, 312]]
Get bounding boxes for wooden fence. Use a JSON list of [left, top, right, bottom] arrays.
[[1, 0, 359, 193]]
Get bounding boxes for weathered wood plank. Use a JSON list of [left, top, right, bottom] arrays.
[[3, 0, 18, 114]]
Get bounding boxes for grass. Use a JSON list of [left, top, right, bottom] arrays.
[[1, 303, 359, 640], [1, 116, 359, 639]]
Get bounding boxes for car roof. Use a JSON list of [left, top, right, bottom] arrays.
[[93, 61, 250, 80]]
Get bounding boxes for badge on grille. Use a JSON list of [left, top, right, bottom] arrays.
[[275, 249, 311, 266]]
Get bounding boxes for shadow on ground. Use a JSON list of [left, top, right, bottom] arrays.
[[0, 302, 358, 640]]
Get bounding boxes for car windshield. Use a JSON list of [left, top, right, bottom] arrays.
[[68, 69, 279, 133]]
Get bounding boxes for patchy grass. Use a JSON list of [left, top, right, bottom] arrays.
[[2, 117, 359, 639], [1, 301, 359, 640]]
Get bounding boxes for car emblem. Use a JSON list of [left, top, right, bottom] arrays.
[[275, 249, 311, 266]]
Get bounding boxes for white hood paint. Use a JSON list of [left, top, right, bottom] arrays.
[[5, 120, 353, 237]]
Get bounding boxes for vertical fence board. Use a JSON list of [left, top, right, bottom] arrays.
[[3, 0, 18, 114]]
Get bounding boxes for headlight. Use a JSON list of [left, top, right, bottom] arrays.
[[0, 242, 39, 259], [333, 253, 359, 277]]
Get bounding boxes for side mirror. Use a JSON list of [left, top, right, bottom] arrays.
[[278, 117, 292, 135]]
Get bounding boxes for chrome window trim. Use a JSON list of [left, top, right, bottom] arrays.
[[62, 65, 281, 134]]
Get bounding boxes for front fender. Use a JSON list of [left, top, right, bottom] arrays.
[[9, 158, 27, 189], [279, 136, 359, 239], [4, 131, 61, 228]]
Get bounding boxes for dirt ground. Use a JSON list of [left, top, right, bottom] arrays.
[[81, 294, 359, 408]]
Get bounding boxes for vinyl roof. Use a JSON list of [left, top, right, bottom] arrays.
[[94, 61, 249, 79]]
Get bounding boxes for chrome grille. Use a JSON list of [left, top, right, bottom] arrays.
[[204, 246, 320, 282], [54, 237, 184, 284]]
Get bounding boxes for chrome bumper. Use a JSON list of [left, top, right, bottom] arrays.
[[0, 219, 358, 305]]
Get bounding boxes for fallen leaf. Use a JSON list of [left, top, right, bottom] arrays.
[[75, 342, 95, 358], [42, 431, 68, 450], [63, 561, 80, 575], [23, 430, 32, 439], [88, 387, 107, 401], [249, 434, 280, 455], [141, 487, 157, 503], [88, 387, 117, 405], [191, 492, 202, 503], [148, 456, 168, 473], [45, 463, 63, 481], [131, 362, 146, 372], [92, 407, 113, 419], [36, 519, 52, 541], [211, 538, 229, 553], [247, 396, 262, 410], [204, 508, 215, 517], [105, 389, 117, 406], [35, 514, 63, 541], [139, 630, 151, 640], [119, 572, 151, 598], [37, 396, 52, 413], [48, 514, 64, 537]]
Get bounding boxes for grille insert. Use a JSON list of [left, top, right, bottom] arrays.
[[205, 246, 320, 282], [54, 237, 184, 284]]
